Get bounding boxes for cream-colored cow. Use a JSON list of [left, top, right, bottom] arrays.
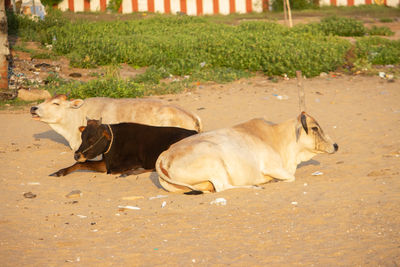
[[30, 94, 202, 151], [156, 112, 338, 193]]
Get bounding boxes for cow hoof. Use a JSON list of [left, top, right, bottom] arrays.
[[252, 185, 264, 190], [49, 171, 64, 177], [283, 178, 295, 182]]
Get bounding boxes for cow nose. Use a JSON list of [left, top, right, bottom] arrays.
[[74, 152, 81, 161], [333, 143, 339, 152], [30, 106, 38, 114]]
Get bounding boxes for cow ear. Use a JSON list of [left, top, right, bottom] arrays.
[[300, 112, 308, 135], [70, 99, 84, 109], [79, 126, 86, 132]]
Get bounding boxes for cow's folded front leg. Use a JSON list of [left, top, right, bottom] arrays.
[[49, 160, 107, 177], [119, 168, 153, 178]]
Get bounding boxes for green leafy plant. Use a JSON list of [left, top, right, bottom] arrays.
[[10, 14, 353, 79], [356, 37, 400, 65], [367, 25, 394, 36], [379, 18, 393, 23], [107, 0, 123, 12], [191, 67, 252, 83], [352, 58, 372, 72], [9, 11, 400, 100], [10, 44, 33, 53], [40, 0, 63, 7], [271, 0, 315, 11], [133, 66, 171, 84], [47, 77, 145, 99], [319, 16, 366, 36]]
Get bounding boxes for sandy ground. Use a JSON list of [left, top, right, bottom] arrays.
[[0, 72, 399, 266]]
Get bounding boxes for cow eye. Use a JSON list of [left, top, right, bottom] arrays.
[[312, 127, 319, 132], [53, 102, 60, 106]]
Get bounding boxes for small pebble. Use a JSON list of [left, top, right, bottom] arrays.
[[210, 198, 227, 206], [65, 190, 82, 199], [311, 171, 323, 176], [23, 192, 36, 199]]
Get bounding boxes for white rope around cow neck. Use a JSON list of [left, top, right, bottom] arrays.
[[104, 124, 114, 154]]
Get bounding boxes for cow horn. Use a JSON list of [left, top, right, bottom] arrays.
[[296, 70, 306, 113]]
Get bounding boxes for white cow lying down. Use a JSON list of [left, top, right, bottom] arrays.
[[30, 94, 202, 151], [156, 112, 338, 193]]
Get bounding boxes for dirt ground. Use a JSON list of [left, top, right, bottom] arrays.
[[0, 72, 399, 266], [1, 13, 400, 266]]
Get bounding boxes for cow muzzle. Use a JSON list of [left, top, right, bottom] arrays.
[[74, 152, 86, 162], [30, 106, 41, 120], [326, 143, 339, 154]]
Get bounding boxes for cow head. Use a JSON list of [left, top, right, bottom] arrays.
[[74, 119, 112, 162], [30, 94, 85, 124], [296, 112, 338, 154]]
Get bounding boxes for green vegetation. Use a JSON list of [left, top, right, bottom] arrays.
[[271, 0, 315, 11], [107, 0, 123, 13], [319, 16, 366, 36], [7, 8, 67, 42], [367, 25, 394, 36], [294, 16, 394, 37], [378, 17, 393, 23], [40, 66, 192, 98], [355, 37, 400, 65], [40, 0, 63, 7], [9, 15, 352, 78], [44, 75, 192, 99], [0, 99, 37, 109], [6, 7, 400, 99]]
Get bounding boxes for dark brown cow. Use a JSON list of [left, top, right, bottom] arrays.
[[50, 119, 198, 177]]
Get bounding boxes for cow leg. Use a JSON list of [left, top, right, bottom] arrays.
[[192, 181, 216, 192], [119, 168, 153, 178], [49, 160, 107, 177], [262, 168, 295, 182]]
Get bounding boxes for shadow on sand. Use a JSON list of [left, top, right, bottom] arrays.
[[298, 159, 320, 168], [33, 130, 70, 148], [149, 172, 164, 189]]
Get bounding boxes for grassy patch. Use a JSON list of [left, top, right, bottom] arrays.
[[378, 17, 394, 23], [367, 25, 394, 36], [356, 37, 400, 65], [0, 99, 37, 110], [6, 7, 400, 100]]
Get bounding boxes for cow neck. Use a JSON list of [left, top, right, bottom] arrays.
[[104, 124, 114, 154]]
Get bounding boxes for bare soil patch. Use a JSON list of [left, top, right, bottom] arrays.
[[0, 72, 399, 266], [1, 14, 400, 266]]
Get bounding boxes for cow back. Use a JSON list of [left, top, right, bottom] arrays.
[[104, 123, 197, 173], [84, 98, 201, 132]]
